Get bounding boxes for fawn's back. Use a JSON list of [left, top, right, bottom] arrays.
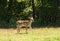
[[17, 20, 32, 27]]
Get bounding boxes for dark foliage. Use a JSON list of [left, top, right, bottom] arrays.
[[0, 0, 60, 28]]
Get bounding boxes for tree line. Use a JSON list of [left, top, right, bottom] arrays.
[[0, 0, 60, 28]]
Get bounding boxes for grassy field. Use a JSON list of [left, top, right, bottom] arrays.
[[0, 27, 60, 41]]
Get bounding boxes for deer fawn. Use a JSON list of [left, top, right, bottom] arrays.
[[16, 16, 34, 33]]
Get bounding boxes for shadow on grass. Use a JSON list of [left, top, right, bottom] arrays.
[[16, 32, 28, 34]]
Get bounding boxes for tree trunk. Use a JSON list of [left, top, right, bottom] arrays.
[[31, 0, 35, 18]]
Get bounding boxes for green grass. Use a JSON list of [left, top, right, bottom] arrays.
[[0, 27, 60, 41]]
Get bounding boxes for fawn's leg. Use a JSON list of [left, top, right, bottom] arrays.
[[26, 27, 28, 34], [30, 26, 32, 29], [17, 25, 20, 33]]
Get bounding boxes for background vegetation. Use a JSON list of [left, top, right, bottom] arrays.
[[0, 0, 60, 28]]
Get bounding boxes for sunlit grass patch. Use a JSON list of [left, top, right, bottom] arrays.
[[0, 27, 60, 41]]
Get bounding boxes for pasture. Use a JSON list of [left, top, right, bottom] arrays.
[[0, 27, 60, 41]]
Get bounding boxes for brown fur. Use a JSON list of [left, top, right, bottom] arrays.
[[16, 17, 34, 33]]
